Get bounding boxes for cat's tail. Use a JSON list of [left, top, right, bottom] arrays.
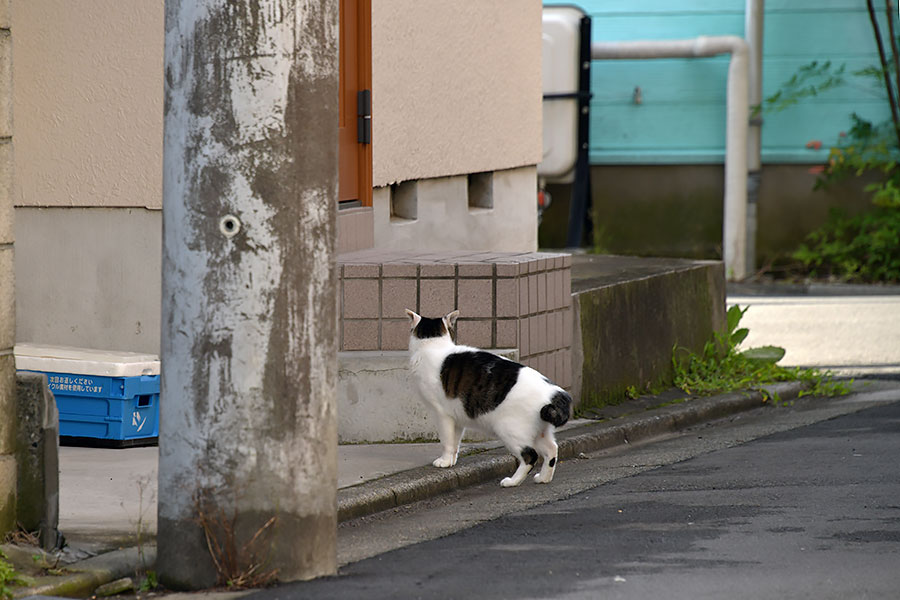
[[540, 390, 572, 427]]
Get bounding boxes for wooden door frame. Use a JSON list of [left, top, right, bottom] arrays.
[[357, 0, 372, 207], [341, 0, 372, 207]]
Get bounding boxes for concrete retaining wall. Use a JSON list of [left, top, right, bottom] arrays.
[[572, 255, 726, 409]]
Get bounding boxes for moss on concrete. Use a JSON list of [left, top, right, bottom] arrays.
[[575, 260, 725, 412]]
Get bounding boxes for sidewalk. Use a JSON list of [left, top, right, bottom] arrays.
[[57, 440, 503, 551], [14, 381, 808, 598]]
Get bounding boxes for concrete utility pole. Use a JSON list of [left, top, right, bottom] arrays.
[[159, 0, 339, 588], [0, 2, 16, 536]]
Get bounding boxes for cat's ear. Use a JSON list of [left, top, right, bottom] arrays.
[[444, 310, 460, 331], [405, 309, 421, 330]]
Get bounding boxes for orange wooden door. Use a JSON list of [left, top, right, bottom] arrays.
[[338, 0, 372, 206]]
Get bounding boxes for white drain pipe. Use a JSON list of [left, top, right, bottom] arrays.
[[746, 0, 765, 277], [592, 36, 750, 280]]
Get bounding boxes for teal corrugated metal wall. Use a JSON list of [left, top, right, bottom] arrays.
[[546, 0, 891, 164]]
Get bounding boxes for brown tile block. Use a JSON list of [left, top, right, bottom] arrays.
[[545, 310, 558, 351], [557, 310, 568, 350], [537, 272, 548, 313], [342, 319, 379, 351], [555, 351, 567, 387], [382, 263, 418, 278], [536, 353, 550, 379], [563, 308, 573, 348], [547, 269, 561, 310], [530, 314, 547, 354], [420, 263, 455, 277], [528, 275, 539, 314], [343, 279, 379, 318], [556, 310, 566, 350], [496, 278, 519, 318], [519, 277, 529, 317], [456, 319, 492, 348], [495, 262, 519, 278], [496, 319, 518, 348], [562, 254, 572, 267], [420, 279, 455, 316], [458, 262, 494, 277], [519, 318, 530, 356], [562, 268, 571, 297], [561, 350, 572, 388], [382, 278, 417, 319], [381, 319, 411, 350], [458, 279, 493, 318], [343, 263, 380, 278]]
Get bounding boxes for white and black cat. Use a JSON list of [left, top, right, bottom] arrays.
[[406, 309, 572, 487]]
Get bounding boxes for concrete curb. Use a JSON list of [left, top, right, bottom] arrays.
[[14, 546, 156, 599], [338, 382, 805, 522]]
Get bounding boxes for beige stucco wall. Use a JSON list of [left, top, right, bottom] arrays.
[[13, 0, 542, 203], [372, 0, 543, 187], [12, 0, 164, 208]]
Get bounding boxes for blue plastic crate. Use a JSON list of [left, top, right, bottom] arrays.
[[15, 344, 161, 445], [39, 371, 160, 441]]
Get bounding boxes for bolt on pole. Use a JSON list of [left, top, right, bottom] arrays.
[[159, 0, 339, 588]]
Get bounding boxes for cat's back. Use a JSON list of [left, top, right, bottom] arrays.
[[440, 349, 524, 419]]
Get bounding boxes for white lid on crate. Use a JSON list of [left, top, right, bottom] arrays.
[[14, 343, 160, 377]]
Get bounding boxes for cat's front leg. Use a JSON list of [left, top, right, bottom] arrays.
[[433, 416, 462, 468]]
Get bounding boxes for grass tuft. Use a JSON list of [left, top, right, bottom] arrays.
[[673, 305, 850, 402]]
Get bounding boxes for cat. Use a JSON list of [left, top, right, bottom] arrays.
[[406, 309, 572, 487]]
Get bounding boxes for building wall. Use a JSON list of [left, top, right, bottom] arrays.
[[540, 164, 876, 265], [12, 0, 164, 209], [15, 208, 162, 353], [0, 0, 17, 535], [12, 0, 543, 353], [372, 166, 538, 252], [371, 0, 543, 186], [548, 0, 889, 164]]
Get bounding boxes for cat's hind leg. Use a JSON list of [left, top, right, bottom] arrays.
[[500, 446, 538, 487], [433, 415, 463, 468], [533, 426, 559, 484]]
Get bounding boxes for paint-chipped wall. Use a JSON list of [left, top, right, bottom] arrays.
[[12, 0, 164, 209], [371, 0, 543, 186]]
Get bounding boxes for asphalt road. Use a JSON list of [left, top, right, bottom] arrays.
[[248, 384, 900, 600]]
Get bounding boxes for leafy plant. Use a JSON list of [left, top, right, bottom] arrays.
[[673, 306, 850, 400], [0, 550, 26, 600], [139, 570, 158, 592], [758, 2, 900, 283], [756, 60, 847, 115], [793, 205, 900, 282]]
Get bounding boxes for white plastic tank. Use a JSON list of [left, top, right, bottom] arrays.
[[538, 5, 586, 182]]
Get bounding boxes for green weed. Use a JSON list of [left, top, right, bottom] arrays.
[[0, 550, 26, 600], [673, 305, 851, 401]]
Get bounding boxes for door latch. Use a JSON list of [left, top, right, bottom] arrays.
[[357, 89, 371, 144]]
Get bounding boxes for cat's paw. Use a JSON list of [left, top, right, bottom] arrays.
[[500, 477, 519, 488], [433, 456, 456, 468], [533, 472, 553, 484]]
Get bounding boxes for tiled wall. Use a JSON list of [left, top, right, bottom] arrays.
[[338, 249, 573, 388]]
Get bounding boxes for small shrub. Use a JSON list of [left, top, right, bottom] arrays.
[[673, 306, 850, 400], [793, 206, 900, 283], [0, 550, 26, 600]]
